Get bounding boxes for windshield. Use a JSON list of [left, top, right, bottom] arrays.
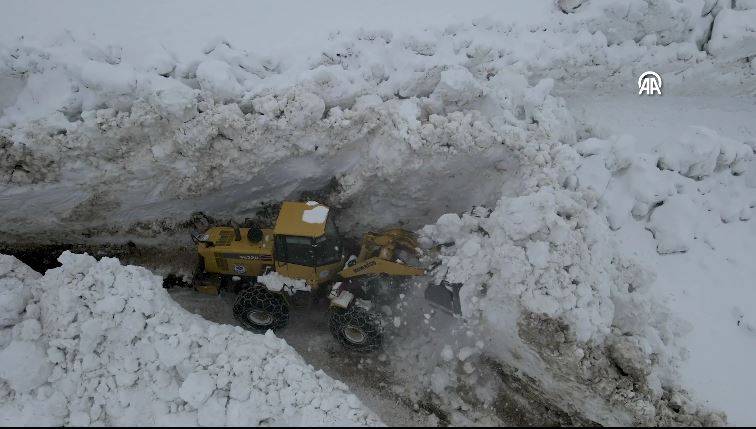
[[314, 218, 341, 265]]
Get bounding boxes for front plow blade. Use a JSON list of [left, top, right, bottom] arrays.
[[424, 281, 462, 315]]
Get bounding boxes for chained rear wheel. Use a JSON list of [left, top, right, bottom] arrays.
[[233, 284, 289, 332], [329, 305, 383, 353]]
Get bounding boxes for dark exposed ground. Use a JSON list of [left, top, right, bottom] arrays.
[[0, 241, 197, 282]]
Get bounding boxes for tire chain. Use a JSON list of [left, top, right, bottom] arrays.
[[329, 305, 384, 353], [233, 284, 289, 332]]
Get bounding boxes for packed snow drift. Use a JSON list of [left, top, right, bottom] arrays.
[[0, 252, 380, 426], [1, 0, 755, 426]]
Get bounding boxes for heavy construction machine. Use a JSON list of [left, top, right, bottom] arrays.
[[191, 201, 426, 352]]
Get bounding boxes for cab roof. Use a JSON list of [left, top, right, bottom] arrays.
[[273, 201, 330, 237]]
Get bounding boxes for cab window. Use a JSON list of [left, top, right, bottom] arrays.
[[314, 218, 341, 266], [275, 235, 315, 266], [314, 236, 341, 266]]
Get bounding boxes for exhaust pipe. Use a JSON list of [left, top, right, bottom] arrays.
[[232, 222, 241, 241]]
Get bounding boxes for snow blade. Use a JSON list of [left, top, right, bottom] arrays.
[[425, 281, 462, 315]]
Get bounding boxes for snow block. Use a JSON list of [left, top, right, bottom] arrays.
[[656, 127, 753, 179], [707, 9, 756, 61], [648, 194, 698, 254]]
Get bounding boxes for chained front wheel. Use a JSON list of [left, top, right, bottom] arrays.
[[329, 305, 383, 353], [233, 284, 289, 332]]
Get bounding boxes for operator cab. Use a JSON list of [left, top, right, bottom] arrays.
[[272, 201, 344, 287]]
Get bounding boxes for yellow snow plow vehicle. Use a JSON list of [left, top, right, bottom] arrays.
[[191, 201, 425, 352]]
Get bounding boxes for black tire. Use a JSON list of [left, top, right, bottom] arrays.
[[233, 284, 289, 332], [329, 305, 383, 353]]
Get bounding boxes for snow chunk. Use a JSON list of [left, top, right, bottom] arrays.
[[656, 127, 752, 179], [648, 194, 698, 254], [257, 271, 310, 294], [608, 336, 652, 382], [180, 372, 215, 408], [430, 66, 484, 110], [148, 78, 198, 122], [0, 255, 38, 328], [79, 60, 138, 97], [302, 205, 329, 224], [0, 340, 52, 392], [195, 60, 242, 103], [707, 9, 756, 61], [0, 253, 380, 426], [526, 241, 550, 269]]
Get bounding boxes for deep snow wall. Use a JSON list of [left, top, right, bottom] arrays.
[[1, 0, 755, 426], [2, 0, 754, 245]]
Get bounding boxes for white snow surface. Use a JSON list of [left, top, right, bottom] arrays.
[[1, 0, 755, 425], [707, 8, 756, 60], [0, 252, 380, 426], [2, 0, 753, 240], [302, 205, 329, 225], [568, 94, 756, 425], [257, 271, 310, 294]]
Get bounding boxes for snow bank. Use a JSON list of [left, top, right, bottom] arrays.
[[0, 2, 754, 425], [566, 124, 756, 424], [707, 8, 756, 61], [419, 189, 722, 425], [566, 0, 709, 46], [2, 1, 753, 241], [0, 252, 380, 426], [416, 129, 746, 424]]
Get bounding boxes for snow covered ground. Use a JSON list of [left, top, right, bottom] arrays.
[[569, 93, 756, 425], [1, 0, 756, 426]]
